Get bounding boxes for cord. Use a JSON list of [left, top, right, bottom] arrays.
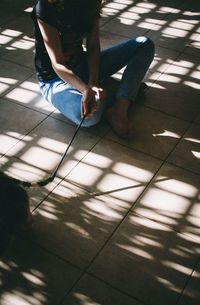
[[13, 116, 85, 188]]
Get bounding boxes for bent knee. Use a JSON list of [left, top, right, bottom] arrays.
[[136, 36, 155, 57]]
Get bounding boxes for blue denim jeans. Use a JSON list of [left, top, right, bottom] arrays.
[[39, 36, 154, 127]]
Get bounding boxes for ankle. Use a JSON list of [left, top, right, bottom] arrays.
[[113, 97, 130, 116]]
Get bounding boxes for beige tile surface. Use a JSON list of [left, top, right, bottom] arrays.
[[184, 33, 200, 58], [167, 123, 200, 175], [4, 12, 34, 37], [0, 237, 81, 305], [177, 261, 200, 305], [89, 212, 200, 305], [106, 106, 189, 160], [0, 155, 62, 210], [0, 0, 34, 26], [144, 53, 200, 121], [0, 98, 46, 155], [195, 112, 200, 125], [1, 1, 200, 305], [67, 138, 162, 199], [101, 17, 147, 38], [27, 179, 128, 268], [5, 75, 55, 115], [134, 163, 200, 243], [2, 36, 35, 69], [149, 45, 180, 75], [62, 274, 143, 305], [0, 59, 33, 96], [101, 0, 176, 38], [100, 30, 129, 49], [7, 116, 101, 179], [148, 10, 200, 52]]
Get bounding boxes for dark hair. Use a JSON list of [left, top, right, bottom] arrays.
[[48, 0, 101, 35], [0, 172, 29, 257]]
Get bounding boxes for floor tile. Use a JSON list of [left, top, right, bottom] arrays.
[[99, 0, 125, 28], [101, 17, 146, 38], [0, 237, 81, 305], [0, 1, 34, 26], [5, 75, 55, 115], [100, 30, 130, 49], [107, 106, 189, 160], [0, 9, 19, 27], [0, 98, 46, 155], [0, 59, 33, 96], [2, 35, 35, 69], [149, 45, 180, 74], [101, 0, 175, 38], [148, 10, 200, 52], [178, 0, 200, 11], [134, 163, 200, 243], [62, 274, 142, 305], [184, 33, 200, 58], [145, 53, 200, 121], [161, 52, 200, 87], [27, 179, 128, 268], [177, 260, 200, 305], [7, 116, 101, 179], [0, 29, 10, 56], [0, 1, 199, 304], [0, 0, 34, 13], [4, 11, 35, 37], [50, 108, 110, 138], [0, 155, 62, 210], [168, 123, 200, 175], [89, 213, 200, 305], [67, 138, 162, 200], [0, 48, 8, 58], [194, 112, 200, 125]]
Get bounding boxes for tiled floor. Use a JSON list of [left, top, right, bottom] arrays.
[[0, 0, 200, 304]]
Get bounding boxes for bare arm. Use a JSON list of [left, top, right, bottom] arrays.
[[86, 18, 105, 100], [37, 18, 103, 117], [37, 19, 88, 93], [86, 18, 100, 87]]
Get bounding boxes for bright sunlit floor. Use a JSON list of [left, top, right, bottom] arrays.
[[0, 1, 200, 305]]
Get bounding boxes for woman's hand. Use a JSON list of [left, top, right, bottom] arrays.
[[81, 86, 105, 118], [91, 86, 105, 100]]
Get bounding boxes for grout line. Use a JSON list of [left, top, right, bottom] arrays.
[[103, 134, 168, 162], [0, 10, 26, 27], [27, 239, 83, 271], [4, 95, 55, 117], [0, 55, 35, 70], [59, 270, 148, 305], [166, 160, 200, 177], [0, 57, 34, 71], [174, 255, 200, 305], [58, 162, 169, 302], [31, 134, 104, 212], [1, 105, 50, 158], [84, 272, 149, 305], [0, 70, 35, 100], [56, 157, 170, 304], [144, 103, 199, 124], [1, 2, 200, 305], [132, 208, 200, 245]]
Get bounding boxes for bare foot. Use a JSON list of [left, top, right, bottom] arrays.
[[106, 108, 133, 139]]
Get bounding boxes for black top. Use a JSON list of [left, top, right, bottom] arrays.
[[31, 0, 86, 81]]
